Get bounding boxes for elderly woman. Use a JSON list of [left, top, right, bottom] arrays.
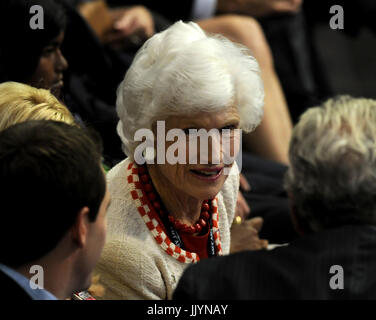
[[95, 21, 264, 299]]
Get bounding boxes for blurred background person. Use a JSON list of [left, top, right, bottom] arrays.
[[0, 0, 125, 166]]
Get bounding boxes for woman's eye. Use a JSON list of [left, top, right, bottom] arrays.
[[42, 47, 56, 56], [222, 125, 236, 131], [183, 126, 236, 135], [183, 128, 195, 135]]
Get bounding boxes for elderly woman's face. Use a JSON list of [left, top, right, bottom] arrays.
[[154, 105, 240, 200], [29, 32, 68, 98]]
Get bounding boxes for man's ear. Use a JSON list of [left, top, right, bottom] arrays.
[[71, 207, 90, 248]]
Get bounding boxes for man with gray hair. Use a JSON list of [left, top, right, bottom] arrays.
[[174, 96, 376, 299]]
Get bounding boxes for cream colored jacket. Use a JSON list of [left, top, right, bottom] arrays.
[[95, 158, 239, 300]]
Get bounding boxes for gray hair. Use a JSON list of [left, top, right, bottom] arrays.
[[285, 96, 376, 231], [116, 21, 264, 158]]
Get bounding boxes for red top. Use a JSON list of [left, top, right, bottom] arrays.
[[180, 228, 210, 260], [151, 211, 211, 260]]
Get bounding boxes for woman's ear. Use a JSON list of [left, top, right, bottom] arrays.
[[71, 207, 90, 248]]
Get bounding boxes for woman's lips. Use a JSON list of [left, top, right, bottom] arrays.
[[49, 81, 64, 97], [51, 78, 64, 90], [190, 167, 224, 181], [55, 80, 64, 88]]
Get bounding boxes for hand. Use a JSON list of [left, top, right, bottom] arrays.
[[239, 173, 251, 192], [230, 217, 269, 253], [235, 174, 251, 220], [236, 191, 251, 220], [87, 274, 105, 298], [106, 6, 155, 47], [217, 0, 303, 17]]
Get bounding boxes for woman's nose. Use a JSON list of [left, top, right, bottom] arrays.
[[56, 49, 68, 72], [207, 134, 222, 165]]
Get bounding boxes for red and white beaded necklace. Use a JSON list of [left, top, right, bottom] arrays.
[[126, 161, 223, 263]]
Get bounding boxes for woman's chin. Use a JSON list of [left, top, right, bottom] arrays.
[[189, 180, 226, 200], [49, 81, 64, 98]]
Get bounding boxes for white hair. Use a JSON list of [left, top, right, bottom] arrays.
[[285, 96, 376, 231], [116, 21, 264, 157]]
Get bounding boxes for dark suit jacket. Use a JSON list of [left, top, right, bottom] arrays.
[[174, 224, 376, 299], [0, 270, 31, 301]]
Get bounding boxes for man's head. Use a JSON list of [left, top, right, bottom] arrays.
[[0, 120, 109, 294], [285, 96, 376, 233]]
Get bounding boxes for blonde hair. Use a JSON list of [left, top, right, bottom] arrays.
[[0, 82, 75, 131], [285, 96, 376, 231]]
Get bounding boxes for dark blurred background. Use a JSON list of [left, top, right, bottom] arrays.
[[257, 0, 376, 122]]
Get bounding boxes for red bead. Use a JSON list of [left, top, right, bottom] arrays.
[[201, 211, 210, 220], [168, 216, 175, 223], [148, 192, 157, 201], [144, 183, 153, 192], [199, 218, 207, 228], [202, 203, 210, 212], [174, 221, 183, 230], [181, 225, 191, 233], [185, 226, 196, 234], [195, 223, 202, 233], [140, 174, 149, 183]]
